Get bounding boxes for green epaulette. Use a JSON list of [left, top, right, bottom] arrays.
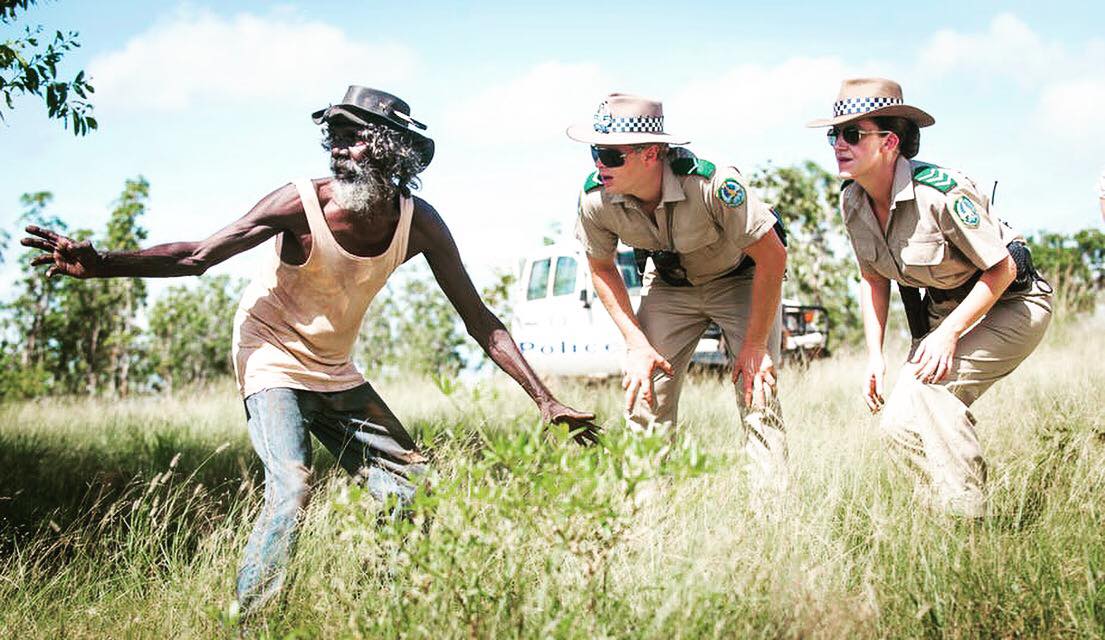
[[583, 171, 602, 191], [912, 163, 957, 193], [841, 178, 855, 189], [670, 156, 716, 179]]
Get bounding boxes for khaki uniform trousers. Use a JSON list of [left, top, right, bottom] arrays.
[[631, 272, 787, 487], [880, 279, 1052, 517]]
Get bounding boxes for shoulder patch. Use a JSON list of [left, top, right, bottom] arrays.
[[717, 178, 746, 208], [953, 196, 980, 228], [670, 157, 716, 179], [913, 164, 958, 193], [583, 171, 602, 192]]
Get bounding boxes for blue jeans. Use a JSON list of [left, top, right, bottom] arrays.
[[236, 383, 427, 613]]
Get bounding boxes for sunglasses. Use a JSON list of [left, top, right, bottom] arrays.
[[590, 146, 631, 168], [322, 128, 367, 151], [827, 126, 893, 146]]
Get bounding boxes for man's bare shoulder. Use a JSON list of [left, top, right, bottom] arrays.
[[405, 195, 451, 257], [247, 181, 309, 226]]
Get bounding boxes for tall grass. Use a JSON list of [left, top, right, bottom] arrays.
[[1, 315, 1103, 638]]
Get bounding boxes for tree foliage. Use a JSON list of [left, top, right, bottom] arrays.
[[148, 275, 245, 392], [1026, 228, 1105, 314], [1, 178, 148, 399], [357, 264, 466, 378], [1, 0, 96, 135], [750, 161, 863, 348]]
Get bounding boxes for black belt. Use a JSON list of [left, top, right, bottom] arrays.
[[926, 240, 1040, 304]]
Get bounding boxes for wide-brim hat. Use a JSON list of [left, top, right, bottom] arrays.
[[312, 85, 435, 167], [566, 93, 690, 146], [806, 78, 934, 129]]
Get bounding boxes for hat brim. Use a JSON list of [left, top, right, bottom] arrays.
[[312, 105, 435, 167], [806, 105, 935, 129], [565, 122, 689, 146]]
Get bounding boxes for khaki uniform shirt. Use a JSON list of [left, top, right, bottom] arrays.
[[841, 156, 1016, 291], [575, 154, 777, 286]]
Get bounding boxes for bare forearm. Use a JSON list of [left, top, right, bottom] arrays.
[[938, 256, 1016, 336], [96, 242, 211, 277], [860, 275, 890, 357], [590, 263, 649, 349], [469, 309, 554, 405], [743, 262, 784, 348]]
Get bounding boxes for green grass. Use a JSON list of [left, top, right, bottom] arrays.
[[1, 317, 1104, 639]]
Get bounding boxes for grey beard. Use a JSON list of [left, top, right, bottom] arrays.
[[331, 159, 392, 215]]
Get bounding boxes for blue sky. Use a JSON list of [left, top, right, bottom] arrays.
[[2, 1, 1103, 300]]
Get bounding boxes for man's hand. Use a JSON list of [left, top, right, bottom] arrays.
[[733, 342, 777, 409], [622, 344, 674, 413], [540, 400, 602, 446], [863, 353, 886, 413], [910, 326, 958, 384], [21, 225, 104, 279]]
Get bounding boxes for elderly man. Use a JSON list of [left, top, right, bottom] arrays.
[[566, 93, 789, 490], [22, 86, 599, 614]]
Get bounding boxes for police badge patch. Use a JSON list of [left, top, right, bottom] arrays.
[[717, 179, 746, 207], [954, 196, 980, 228]]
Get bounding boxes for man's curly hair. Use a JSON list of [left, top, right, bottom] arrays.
[[321, 121, 425, 195]]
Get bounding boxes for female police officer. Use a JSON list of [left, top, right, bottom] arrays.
[[808, 78, 1052, 517]]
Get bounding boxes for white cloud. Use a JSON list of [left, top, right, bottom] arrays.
[[89, 8, 416, 112], [1038, 78, 1105, 140], [666, 56, 854, 142], [918, 14, 1059, 84], [442, 61, 608, 144]]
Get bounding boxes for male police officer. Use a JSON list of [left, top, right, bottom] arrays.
[[567, 94, 789, 487]]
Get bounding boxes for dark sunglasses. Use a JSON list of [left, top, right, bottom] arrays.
[[590, 146, 630, 168], [827, 126, 892, 146], [322, 128, 367, 151]]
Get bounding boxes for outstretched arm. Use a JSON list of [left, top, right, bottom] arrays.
[[411, 199, 600, 445], [21, 183, 303, 278]]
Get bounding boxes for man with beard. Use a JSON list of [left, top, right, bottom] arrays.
[[21, 86, 600, 615]]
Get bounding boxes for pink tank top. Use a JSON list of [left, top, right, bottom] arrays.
[[232, 179, 413, 397]]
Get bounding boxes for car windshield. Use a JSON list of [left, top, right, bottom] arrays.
[[616, 250, 642, 294]]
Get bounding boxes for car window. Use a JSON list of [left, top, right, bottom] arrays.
[[526, 258, 551, 300], [552, 257, 578, 296], [616, 250, 642, 293]]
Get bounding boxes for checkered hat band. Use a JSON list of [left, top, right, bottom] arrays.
[[833, 96, 903, 117], [593, 114, 664, 134]]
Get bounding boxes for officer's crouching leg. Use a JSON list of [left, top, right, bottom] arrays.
[[738, 387, 789, 496], [627, 366, 683, 434], [880, 373, 987, 518]]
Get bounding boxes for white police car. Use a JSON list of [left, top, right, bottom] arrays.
[[512, 242, 828, 377]]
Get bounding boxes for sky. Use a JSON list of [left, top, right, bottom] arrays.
[[1, 0, 1103, 301]]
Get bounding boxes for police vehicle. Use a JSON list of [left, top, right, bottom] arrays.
[[512, 242, 829, 378]]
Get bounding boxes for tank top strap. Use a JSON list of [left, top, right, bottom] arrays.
[[389, 194, 415, 271], [292, 178, 337, 252]]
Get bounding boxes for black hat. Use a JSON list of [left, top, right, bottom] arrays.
[[312, 86, 435, 167]]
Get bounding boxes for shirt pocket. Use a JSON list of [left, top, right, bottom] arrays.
[[671, 214, 721, 254], [898, 236, 951, 285]]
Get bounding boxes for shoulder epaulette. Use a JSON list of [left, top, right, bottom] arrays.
[[670, 156, 716, 179], [583, 171, 602, 192], [912, 163, 957, 193], [841, 179, 854, 189]]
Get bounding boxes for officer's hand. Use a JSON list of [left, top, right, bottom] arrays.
[[733, 343, 777, 409], [910, 327, 958, 384], [863, 353, 886, 413], [21, 225, 104, 279], [623, 344, 674, 413], [540, 400, 602, 446]]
